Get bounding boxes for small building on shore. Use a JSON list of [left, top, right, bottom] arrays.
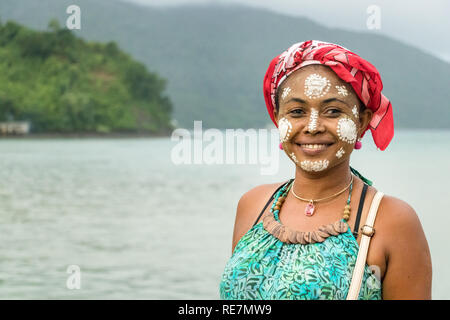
[[0, 121, 31, 135]]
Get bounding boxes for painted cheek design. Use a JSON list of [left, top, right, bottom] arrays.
[[304, 74, 331, 99], [336, 147, 345, 159], [290, 152, 299, 164], [278, 117, 292, 143], [281, 87, 292, 100], [336, 85, 348, 97], [337, 117, 357, 144], [308, 108, 319, 132], [300, 160, 329, 172], [352, 105, 359, 118]]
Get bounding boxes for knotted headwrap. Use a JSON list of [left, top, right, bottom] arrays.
[[263, 40, 394, 151]]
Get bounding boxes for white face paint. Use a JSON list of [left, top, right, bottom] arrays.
[[337, 117, 357, 144], [278, 117, 292, 143], [281, 87, 291, 100], [300, 159, 329, 172], [290, 152, 299, 164], [308, 108, 319, 132], [336, 147, 345, 159], [336, 85, 348, 97], [304, 74, 331, 99], [352, 105, 359, 118]]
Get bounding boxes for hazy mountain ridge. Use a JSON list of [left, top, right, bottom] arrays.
[[1, 0, 449, 129]]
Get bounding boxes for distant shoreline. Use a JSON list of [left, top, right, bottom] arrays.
[[1, 127, 449, 140], [0, 131, 172, 139]]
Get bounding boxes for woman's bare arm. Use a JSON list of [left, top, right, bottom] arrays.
[[379, 196, 432, 299]]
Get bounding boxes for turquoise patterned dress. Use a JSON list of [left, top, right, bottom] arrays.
[[219, 219, 382, 300]]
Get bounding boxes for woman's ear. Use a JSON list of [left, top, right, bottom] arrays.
[[358, 108, 373, 136]]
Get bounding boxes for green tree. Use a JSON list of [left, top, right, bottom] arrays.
[[0, 19, 173, 134]]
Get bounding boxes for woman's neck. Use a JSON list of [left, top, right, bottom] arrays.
[[292, 159, 352, 200]]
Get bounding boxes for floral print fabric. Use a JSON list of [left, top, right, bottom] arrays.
[[219, 220, 381, 300]]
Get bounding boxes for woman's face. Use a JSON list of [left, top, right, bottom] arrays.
[[274, 65, 373, 173]]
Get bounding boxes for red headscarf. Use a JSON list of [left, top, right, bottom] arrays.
[[263, 40, 394, 151]]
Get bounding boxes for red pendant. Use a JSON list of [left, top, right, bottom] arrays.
[[305, 201, 315, 217]]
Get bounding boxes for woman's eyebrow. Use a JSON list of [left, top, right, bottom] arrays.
[[322, 97, 349, 107], [284, 97, 350, 108], [284, 97, 307, 104]]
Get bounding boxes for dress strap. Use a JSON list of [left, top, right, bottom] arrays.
[[352, 183, 368, 238], [252, 181, 289, 227], [347, 190, 384, 300]]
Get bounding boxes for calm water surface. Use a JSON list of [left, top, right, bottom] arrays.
[[0, 129, 448, 299]]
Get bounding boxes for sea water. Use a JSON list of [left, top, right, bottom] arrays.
[[0, 129, 448, 299]]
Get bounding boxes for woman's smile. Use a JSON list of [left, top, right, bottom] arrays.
[[294, 142, 335, 156]]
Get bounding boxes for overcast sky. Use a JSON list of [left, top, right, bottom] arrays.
[[122, 0, 450, 63]]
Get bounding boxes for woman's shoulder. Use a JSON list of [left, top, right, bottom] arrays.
[[231, 181, 287, 253], [369, 188, 420, 229], [363, 185, 421, 233], [238, 181, 287, 205], [237, 181, 290, 217], [368, 188, 425, 255]]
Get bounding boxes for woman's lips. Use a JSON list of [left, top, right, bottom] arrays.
[[295, 143, 333, 156]]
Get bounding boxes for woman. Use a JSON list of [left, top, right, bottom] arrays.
[[219, 40, 432, 300]]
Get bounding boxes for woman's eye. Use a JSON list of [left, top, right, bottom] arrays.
[[326, 108, 341, 115], [291, 109, 305, 115]]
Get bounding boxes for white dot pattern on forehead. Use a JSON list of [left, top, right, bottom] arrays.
[[337, 117, 357, 144], [278, 117, 292, 143], [336, 147, 345, 159], [335, 85, 348, 97], [281, 87, 291, 100], [304, 74, 331, 99], [300, 159, 329, 172], [308, 108, 319, 132]]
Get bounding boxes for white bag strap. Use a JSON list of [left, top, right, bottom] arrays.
[[346, 191, 384, 300]]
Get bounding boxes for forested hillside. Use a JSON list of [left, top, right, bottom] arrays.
[[0, 19, 173, 133]]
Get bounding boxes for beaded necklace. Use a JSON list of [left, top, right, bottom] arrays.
[[262, 176, 354, 244], [291, 174, 353, 218]]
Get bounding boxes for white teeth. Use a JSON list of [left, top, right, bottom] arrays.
[[301, 144, 328, 149]]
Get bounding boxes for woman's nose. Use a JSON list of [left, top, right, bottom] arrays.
[[305, 108, 324, 134]]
